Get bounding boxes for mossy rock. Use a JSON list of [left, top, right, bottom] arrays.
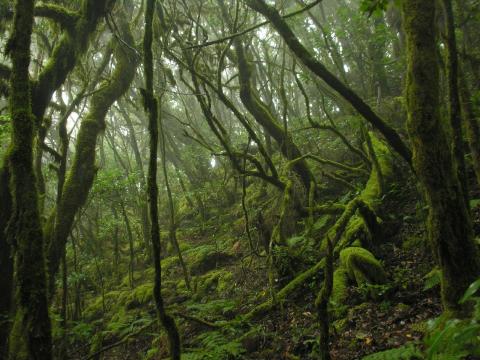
[[185, 244, 236, 275], [194, 269, 233, 297], [340, 247, 387, 286], [83, 296, 105, 320], [125, 283, 153, 309], [402, 234, 424, 250]]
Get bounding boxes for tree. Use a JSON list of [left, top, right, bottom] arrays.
[[143, 0, 181, 358], [403, 0, 480, 313], [5, 0, 52, 358]]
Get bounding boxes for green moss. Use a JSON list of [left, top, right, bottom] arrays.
[[184, 244, 235, 276], [410, 321, 428, 333], [194, 269, 233, 297], [125, 283, 154, 309], [360, 134, 394, 206], [333, 318, 348, 333], [343, 216, 369, 247], [340, 247, 387, 286], [402, 234, 424, 250], [7, 310, 28, 360], [330, 268, 349, 318]]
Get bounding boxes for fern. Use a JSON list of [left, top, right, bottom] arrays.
[[182, 331, 245, 360], [186, 299, 236, 318], [423, 268, 441, 291], [424, 277, 480, 359], [362, 344, 422, 360]]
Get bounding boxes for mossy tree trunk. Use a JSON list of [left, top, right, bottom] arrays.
[[442, 0, 468, 205], [144, 0, 181, 359], [0, 1, 116, 326], [5, 0, 52, 358], [459, 68, 480, 187], [403, 0, 480, 313], [0, 166, 13, 358], [46, 11, 138, 294]]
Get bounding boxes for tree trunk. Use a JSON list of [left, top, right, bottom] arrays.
[[46, 12, 138, 295], [6, 0, 52, 358], [403, 0, 480, 313], [0, 166, 13, 358], [144, 0, 181, 358], [442, 0, 468, 205]]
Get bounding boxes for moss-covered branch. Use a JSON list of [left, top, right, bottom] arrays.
[[245, 0, 412, 165], [241, 133, 393, 321], [216, 0, 315, 192], [34, 3, 79, 32], [46, 11, 138, 293], [32, 0, 113, 122]]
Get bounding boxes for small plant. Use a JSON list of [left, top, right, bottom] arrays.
[[362, 278, 480, 360], [357, 282, 392, 301], [423, 278, 480, 359], [182, 330, 245, 360]]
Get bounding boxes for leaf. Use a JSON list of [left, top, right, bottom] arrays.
[[423, 268, 441, 291], [362, 344, 421, 360], [459, 278, 480, 304], [469, 198, 480, 208]]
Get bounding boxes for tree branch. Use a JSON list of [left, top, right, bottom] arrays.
[[187, 0, 322, 49], [34, 4, 79, 32]]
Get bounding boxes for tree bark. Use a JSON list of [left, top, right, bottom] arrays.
[[6, 0, 52, 358], [46, 12, 138, 295], [403, 0, 480, 313], [144, 0, 181, 358]]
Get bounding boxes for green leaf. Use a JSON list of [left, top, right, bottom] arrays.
[[459, 278, 480, 304]]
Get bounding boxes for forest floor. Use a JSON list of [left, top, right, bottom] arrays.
[[235, 203, 443, 359], [71, 183, 480, 360]]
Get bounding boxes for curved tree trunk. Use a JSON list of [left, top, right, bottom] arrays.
[[46, 12, 138, 294]]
